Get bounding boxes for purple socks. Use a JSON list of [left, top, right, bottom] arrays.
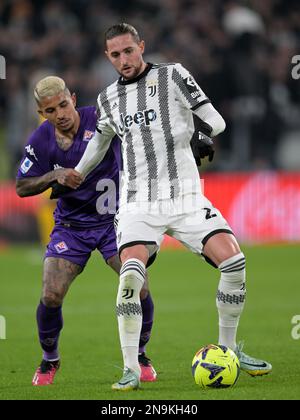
[[36, 301, 63, 361], [36, 293, 153, 359], [139, 293, 154, 354]]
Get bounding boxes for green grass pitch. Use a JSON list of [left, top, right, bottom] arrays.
[[0, 244, 300, 400]]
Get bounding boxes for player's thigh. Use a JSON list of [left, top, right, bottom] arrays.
[[169, 198, 234, 261], [97, 221, 150, 281], [115, 211, 164, 264], [99, 216, 156, 266], [46, 224, 95, 270], [97, 222, 119, 271], [42, 257, 83, 306]]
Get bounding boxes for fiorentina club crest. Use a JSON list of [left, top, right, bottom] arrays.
[[54, 241, 69, 254], [83, 130, 95, 142]]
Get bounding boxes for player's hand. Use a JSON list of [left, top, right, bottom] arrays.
[[50, 182, 73, 200], [55, 168, 83, 189], [190, 132, 215, 166]]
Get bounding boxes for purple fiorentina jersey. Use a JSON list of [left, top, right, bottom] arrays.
[[17, 106, 121, 228]]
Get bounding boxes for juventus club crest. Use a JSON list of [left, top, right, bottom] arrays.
[[147, 80, 157, 97], [122, 288, 134, 299]]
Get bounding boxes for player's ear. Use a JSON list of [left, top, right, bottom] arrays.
[[37, 109, 44, 118], [139, 40, 145, 54], [71, 93, 77, 107]]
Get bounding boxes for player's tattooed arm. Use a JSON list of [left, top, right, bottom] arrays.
[[16, 168, 82, 197], [16, 171, 59, 197]]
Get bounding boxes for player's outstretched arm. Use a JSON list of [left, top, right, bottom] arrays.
[[171, 63, 225, 138], [192, 102, 226, 138], [74, 128, 114, 179], [16, 168, 82, 197]]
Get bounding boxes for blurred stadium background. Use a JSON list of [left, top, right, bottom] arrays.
[[0, 0, 300, 245], [1, 0, 300, 400]]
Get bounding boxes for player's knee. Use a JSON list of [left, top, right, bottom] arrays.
[[218, 252, 246, 276], [140, 271, 149, 300], [42, 291, 64, 308], [107, 254, 121, 274], [203, 233, 241, 267], [120, 245, 149, 265], [140, 286, 149, 300]]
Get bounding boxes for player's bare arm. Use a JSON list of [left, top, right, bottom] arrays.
[[72, 128, 114, 181], [193, 102, 226, 138], [16, 168, 82, 197]]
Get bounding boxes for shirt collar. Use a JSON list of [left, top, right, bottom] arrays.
[[118, 63, 153, 85]]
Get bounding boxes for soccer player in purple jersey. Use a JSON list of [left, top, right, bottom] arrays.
[[16, 76, 157, 386]]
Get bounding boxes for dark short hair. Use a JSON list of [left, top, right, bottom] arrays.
[[104, 23, 141, 48]]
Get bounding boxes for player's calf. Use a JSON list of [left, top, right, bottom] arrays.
[[116, 258, 146, 379], [216, 253, 246, 351]]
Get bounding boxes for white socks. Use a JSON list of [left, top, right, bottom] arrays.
[[117, 258, 146, 376], [216, 253, 246, 350]]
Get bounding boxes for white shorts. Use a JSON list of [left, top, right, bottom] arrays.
[[114, 195, 233, 263]]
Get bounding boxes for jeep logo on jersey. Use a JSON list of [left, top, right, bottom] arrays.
[[119, 109, 157, 132]]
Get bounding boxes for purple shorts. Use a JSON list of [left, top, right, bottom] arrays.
[[45, 222, 117, 268]]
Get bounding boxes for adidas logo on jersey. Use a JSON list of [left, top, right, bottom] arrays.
[[119, 109, 157, 132]]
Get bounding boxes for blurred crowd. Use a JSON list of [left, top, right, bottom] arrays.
[[1, 0, 300, 176]]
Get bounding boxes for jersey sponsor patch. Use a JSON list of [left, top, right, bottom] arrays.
[[83, 130, 95, 141], [54, 241, 69, 254], [183, 76, 203, 100], [20, 158, 34, 174]]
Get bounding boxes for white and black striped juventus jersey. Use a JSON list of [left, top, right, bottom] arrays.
[[96, 62, 211, 206]]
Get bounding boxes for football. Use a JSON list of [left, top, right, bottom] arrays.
[[192, 344, 240, 389]]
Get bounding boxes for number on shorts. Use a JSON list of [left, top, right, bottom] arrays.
[[204, 207, 217, 220]]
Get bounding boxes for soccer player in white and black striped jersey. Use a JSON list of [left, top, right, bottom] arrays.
[[66, 23, 272, 390]]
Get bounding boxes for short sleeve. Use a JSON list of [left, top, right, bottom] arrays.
[[16, 125, 51, 179], [96, 92, 117, 138], [171, 63, 211, 111]]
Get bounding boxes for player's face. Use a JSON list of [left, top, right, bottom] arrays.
[[38, 91, 78, 132], [105, 33, 146, 80]]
